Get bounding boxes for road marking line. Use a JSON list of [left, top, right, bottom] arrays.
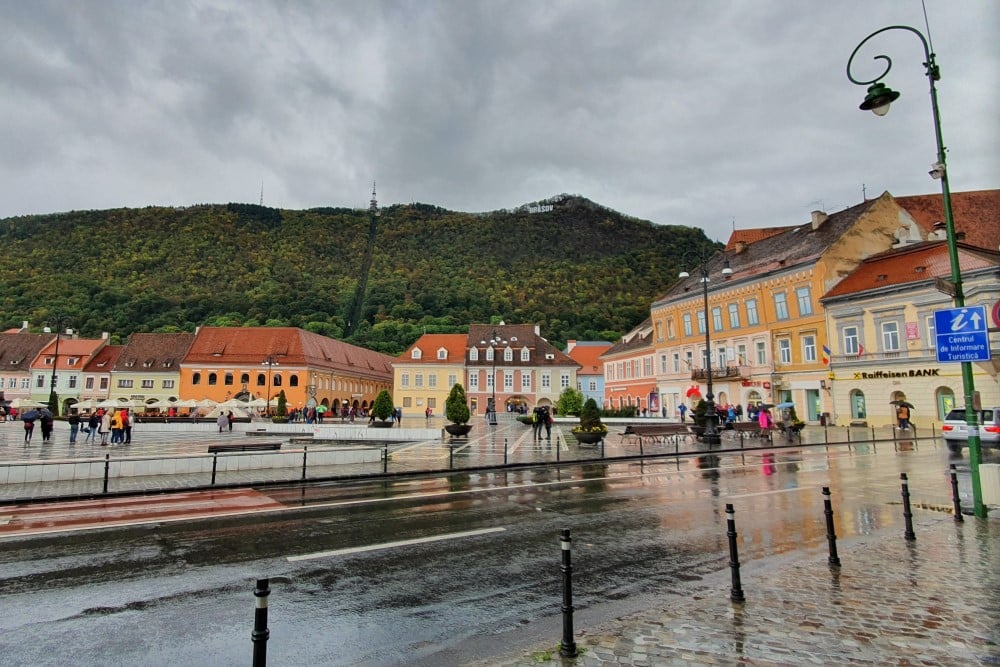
[[287, 526, 506, 562]]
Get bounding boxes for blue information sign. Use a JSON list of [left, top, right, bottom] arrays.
[[934, 306, 991, 363]]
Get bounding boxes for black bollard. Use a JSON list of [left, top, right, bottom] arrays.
[[559, 530, 578, 658], [211, 452, 218, 485], [252, 578, 270, 667], [301, 445, 308, 481], [822, 487, 841, 567], [556, 437, 560, 462], [102, 453, 110, 494], [949, 464, 964, 523], [383, 446, 389, 474], [504, 438, 508, 465], [900, 473, 916, 541], [725, 504, 746, 602]]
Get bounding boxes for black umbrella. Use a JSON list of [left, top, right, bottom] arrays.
[[890, 400, 915, 409], [758, 403, 775, 410], [21, 409, 40, 421]]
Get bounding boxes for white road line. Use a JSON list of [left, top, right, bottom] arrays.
[[287, 526, 506, 562]]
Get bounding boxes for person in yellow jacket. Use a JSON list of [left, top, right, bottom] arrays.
[[110, 410, 124, 444]]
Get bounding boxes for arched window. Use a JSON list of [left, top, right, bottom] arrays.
[[208, 373, 217, 385], [850, 389, 867, 420], [935, 386, 956, 420], [192, 372, 201, 385], [503, 347, 513, 362], [289, 375, 299, 387], [273, 374, 282, 387], [224, 373, 234, 386], [256, 373, 266, 386], [241, 373, 250, 384], [469, 347, 479, 361]]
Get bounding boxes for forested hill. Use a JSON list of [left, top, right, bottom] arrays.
[[0, 195, 719, 355]]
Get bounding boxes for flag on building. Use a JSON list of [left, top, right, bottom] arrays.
[[858, 344, 865, 358], [821, 345, 831, 366]]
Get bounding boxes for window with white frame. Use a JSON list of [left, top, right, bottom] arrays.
[[843, 326, 860, 355], [428, 375, 437, 388], [486, 347, 494, 361], [520, 347, 530, 362], [882, 321, 900, 352], [560, 374, 570, 388], [415, 374, 424, 388], [796, 286, 813, 316], [802, 335, 817, 362], [448, 373, 457, 387], [504, 348, 513, 362], [588, 379, 597, 391], [672, 353, 680, 372], [925, 314, 935, 346], [68, 375, 78, 388], [36, 375, 45, 388], [141, 379, 154, 389], [728, 303, 740, 328], [746, 299, 759, 325], [469, 347, 478, 361], [777, 338, 792, 364], [117, 379, 134, 388], [686, 350, 694, 368], [697, 310, 706, 334], [683, 313, 692, 336], [437, 348, 447, 360], [504, 372, 513, 390], [521, 373, 531, 390], [486, 372, 494, 389], [21, 377, 30, 389], [755, 340, 767, 365], [541, 373, 551, 389], [659, 354, 667, 373], [411, 348, 422, 359], [666, 318, 675, 339], [712, 306, 723, 331], [401, 373, 410, 387], [469, 373, 479, 389], [163, 380, 175, 389], [774, 292, 789, 320], [737, 343, 747, 365]]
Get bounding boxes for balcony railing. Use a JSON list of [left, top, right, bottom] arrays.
[[691, 365, 742, 381]]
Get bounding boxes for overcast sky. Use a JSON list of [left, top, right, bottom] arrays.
[[2, 1, 997, 242]]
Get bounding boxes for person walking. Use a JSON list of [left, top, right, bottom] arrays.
[[678, 403, 688, 422], [217, 411, 228, 433], [896, 404, 911, 431], [40, 411, 54, 442], [227, 410, 234, 432], [68, 413, 81, 444], [543, 407, 553, 440], [531, 407, 543, 440], [23, 417, 35, 443]]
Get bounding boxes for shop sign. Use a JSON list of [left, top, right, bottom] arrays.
[[852, 368, 940, 380]]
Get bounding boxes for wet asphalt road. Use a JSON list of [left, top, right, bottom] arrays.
[[0, 442, 978, 666]]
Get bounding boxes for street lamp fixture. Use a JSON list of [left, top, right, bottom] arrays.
[[43, 319, 71, 416], [847, 25, 985, 518], [261, 355, 279, 417], [679, 254, 732, 445], [480, 329, 515, 426]]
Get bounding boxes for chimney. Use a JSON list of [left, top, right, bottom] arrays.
[[811, 210, 828, 230]]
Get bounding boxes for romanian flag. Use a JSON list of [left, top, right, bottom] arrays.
[[821, 345, 831, 366]]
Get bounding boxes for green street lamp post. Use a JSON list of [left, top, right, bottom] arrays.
[[679, 253, 732, 445], [43, 319, 70, 416], [847, 25, 985, 518], [480, 329, 510, 426]]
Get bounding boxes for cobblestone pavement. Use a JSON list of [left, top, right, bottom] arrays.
[[483, 511, 999, 666]]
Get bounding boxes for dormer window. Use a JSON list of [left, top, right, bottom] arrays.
[[45, 357, 54, 366], [521, 347, 530, 362], [469, 348, 479, 361], [437, 348, 448, 360], [411, 348, 422, 360], [503, 347, 513, 362], [486, 347, 495, 362], [68, 357, 78, 366]]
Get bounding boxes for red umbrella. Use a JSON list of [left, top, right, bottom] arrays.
[[686, 385, 702, 398]]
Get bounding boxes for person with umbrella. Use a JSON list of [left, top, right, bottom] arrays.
[[22, 409, 39, 443], [894, 400, 913, 431], [39, 408, 54, 442]]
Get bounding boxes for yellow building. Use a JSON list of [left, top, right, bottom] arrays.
[[652, 193, 923, 423], [393, 333, 467, 418]]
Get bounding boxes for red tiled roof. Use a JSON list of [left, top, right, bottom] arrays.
[[565, 342, 612, 375], [38, 337, 108, 370], [895, 189, 1000, 251], [725, 227, 797, 251], [115, 333, 194, 372], [821, 241, 999, 299], [395, 333, 468, 365], [184, 327, 395, 379], [84, 345, 124, 372]]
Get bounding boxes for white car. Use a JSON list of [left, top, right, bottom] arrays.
[[941, 407, 1000, 452]]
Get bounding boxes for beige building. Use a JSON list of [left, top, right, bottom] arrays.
[[821, 241, 1000, 427], [393, 333, 467, 418]]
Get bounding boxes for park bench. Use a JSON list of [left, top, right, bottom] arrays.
[[207, 442, 282, 453], [726, 421, 772, 442], [618, 423, 691, 446]]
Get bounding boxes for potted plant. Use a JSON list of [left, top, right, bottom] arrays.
[[444, 383, 472, 437], [571, 398, 607, 445], [271, 390, 289, 423], [370, 389, 395, 428]]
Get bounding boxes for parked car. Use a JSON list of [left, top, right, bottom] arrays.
[[941, 407, 1000, 452]]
